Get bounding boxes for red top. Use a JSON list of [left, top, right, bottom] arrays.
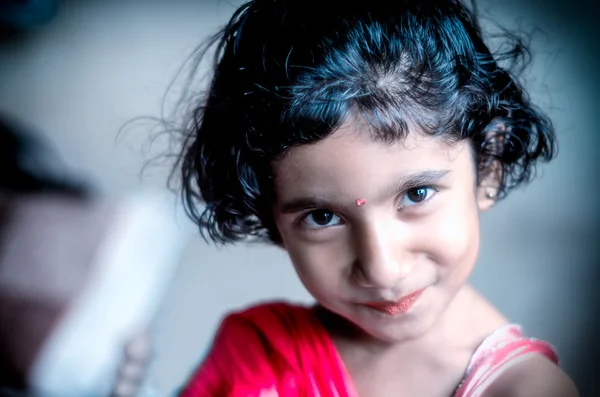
[[180, 302, 558, 397]]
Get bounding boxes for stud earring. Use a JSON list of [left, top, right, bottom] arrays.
[[485, 189, 496, 199]]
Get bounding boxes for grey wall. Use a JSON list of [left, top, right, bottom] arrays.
[[1, 0, 598, 395]]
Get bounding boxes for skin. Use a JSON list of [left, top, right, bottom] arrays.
[[271, 117, 577, 396]]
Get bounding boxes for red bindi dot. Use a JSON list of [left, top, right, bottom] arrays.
[[356, 198, 366, 207]]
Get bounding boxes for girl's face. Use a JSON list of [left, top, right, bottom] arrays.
[[273, 119, 494, 343]]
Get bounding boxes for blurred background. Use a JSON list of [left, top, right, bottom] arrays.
[[0, 0, 598, 396]]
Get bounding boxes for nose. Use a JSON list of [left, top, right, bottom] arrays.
[[352, 221, 412, 289]]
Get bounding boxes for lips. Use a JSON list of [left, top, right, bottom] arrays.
[[362, 288, 426, 316]]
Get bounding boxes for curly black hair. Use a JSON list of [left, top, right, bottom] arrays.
[[171, 0, 556, 245]]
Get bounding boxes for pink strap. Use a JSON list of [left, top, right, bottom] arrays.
[[454, 325, 558, 397]]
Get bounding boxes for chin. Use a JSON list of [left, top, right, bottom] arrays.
[[363, 319, 432, 344]]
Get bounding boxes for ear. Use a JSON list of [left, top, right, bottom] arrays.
[[476, 159, 501, 211], [476, 125, 505, 211]]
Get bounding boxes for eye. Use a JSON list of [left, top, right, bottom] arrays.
[[398, 186, 437, 209], [303, 209, 342, 229]]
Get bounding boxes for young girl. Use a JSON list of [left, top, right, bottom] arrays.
[[173, 0, 578, 395]]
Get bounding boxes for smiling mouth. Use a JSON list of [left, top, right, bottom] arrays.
[[362, 288, 426, 316]]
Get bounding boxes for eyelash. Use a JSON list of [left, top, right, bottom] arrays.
[[298, 185, 440, 231], [397, 186, 440, 210]]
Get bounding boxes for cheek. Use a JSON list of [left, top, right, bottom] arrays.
[[282, 232, 350, 296], [422, 195, 480, 268]]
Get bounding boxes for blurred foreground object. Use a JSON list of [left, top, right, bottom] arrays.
[[0, 114, 190, 396], [0, 192, 189, 396], [0, 115, 89, 197]]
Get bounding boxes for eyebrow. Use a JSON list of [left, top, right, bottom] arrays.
[[379, 169, 452, 200], [277, 169, 452, 214]]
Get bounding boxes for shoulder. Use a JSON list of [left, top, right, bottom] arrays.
[[208, 300, 323, 359], [482, 354, 579, 397], [180, 301, 315, 396], [212, 300, 313, 338]]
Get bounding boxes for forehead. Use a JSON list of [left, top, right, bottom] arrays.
[[273, 122, 473, 198]]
